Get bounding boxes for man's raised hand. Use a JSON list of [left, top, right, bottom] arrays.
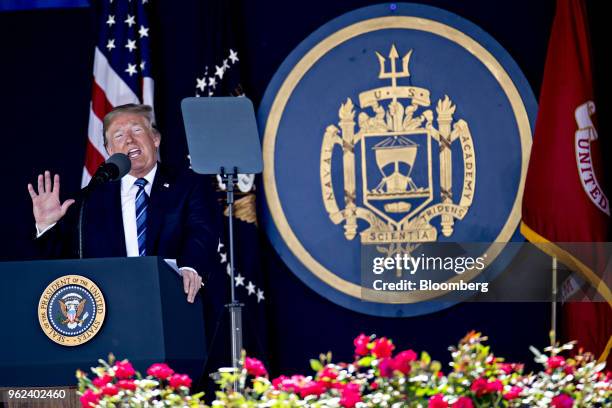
[[27, 171, 75, 231]]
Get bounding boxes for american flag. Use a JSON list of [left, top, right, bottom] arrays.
[[81, 0, 154, 186]]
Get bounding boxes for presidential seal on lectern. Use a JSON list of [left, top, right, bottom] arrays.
[[38, 275, 106, 346]]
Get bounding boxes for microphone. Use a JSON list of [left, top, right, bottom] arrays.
[[88, 153, 131, 189]]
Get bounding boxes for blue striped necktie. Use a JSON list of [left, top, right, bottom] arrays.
[[134, 178, 149, 256]]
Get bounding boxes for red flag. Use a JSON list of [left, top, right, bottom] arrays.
[[521, 0, 611, 362]]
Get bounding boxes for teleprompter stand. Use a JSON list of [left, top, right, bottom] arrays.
[[181, 97, 263, 389]]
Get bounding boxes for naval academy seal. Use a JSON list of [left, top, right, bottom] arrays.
[[259, 3, 536, 316]]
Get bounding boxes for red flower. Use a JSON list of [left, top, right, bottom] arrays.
[[354, 333, 370, 356], [299, 380, 326, 398], [272, 375, 304, 392], [503, 386, 522, 400], [498, 363, 523, 375], [317, 367, 338, 388], [393, 349, 417, 374], [370, 381, 379, 390], [272, 375, 289, 390], [92, 375, 112, 388], [116, 380, 137, 391], [340, 383, 362, 408], [147, 363, 174, 380], [169, 373, 192, 388], [80, 389, 100, 408], [551, 394, 574, 408], [101, 384, 118, 397], [378, 358, 395, 378], [318, 367, 338, 381], [485, 379, 503, 393], [547, 356, 566, 370], [471, 378, 503, 396], [453, 396, 474, 408], [470, 378, 488, 397], [563, 365, 575, 375], [244, 357, 268, 377], [428, 394, 448, 408], [114, 361, 135, 380], [371, 337, 395, 359]]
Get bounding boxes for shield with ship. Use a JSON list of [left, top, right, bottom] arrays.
[[361, 131, 433, 225]]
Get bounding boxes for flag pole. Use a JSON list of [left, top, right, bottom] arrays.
[[551, 256, 558, 345]]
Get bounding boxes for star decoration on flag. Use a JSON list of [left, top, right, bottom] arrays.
[[138, 25, 149, 38], [140, 61, 146, 70], [125, 63, 137, 76], [125, 39, 137, 52], [106, 15, 116, 26], [106, 39, 116, 51], [215, 65, 225, 80], [229, 49, 239, 64], [196, 77, 207, 92], [256, 289, 265, 303], [208, 77, 217, 89], [124, 14, 136, 27], [235, 274, 245, 287], [246, 281, 256, 295]]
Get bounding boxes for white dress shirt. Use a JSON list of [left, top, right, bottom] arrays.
[[121, 165, 157, 257]]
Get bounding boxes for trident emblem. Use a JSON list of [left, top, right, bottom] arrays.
[[376, 45, 412, 90]]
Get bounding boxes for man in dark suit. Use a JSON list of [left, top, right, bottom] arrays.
[[27, 104, 220, 303]]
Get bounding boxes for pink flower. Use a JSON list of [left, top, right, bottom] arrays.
[[114, 361, 135, 379], [80, 389, 100, 408], [318, 367, 338, 381], [244, 357, 268, 377], [340, 383, 362, 408], [551, 394, 574, 408], [485, 379, 503, 393], [453, 396, 474, 408], [117, 380, 137, 391], [498, 363, 523, 375], [272, 375, 289, 390], [470, 378, 488, 397], [147, 363, 174, 380], [393, 349, 417, 374], [547, 356, 566, 370], [503, 386, 522, 400], [169, 373, 192, 388], [272, 375, 304, 392], [378, 358, 395, 378], [371, 337, 395, 359], [299, 380, 326, 398], [428, 394, 448, 408], [354, 333, 370, 356], [370, 381, 379, 390], [100, 384, 118, 397], [92, 375, 112, 388]]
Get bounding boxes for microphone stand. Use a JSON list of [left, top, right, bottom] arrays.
[[77, 187, 91, 260], [221, 166, 244, 392]]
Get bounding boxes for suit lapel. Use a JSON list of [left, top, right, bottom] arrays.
[[108, 180, 127, 257], [146, 164, 172, 254]]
